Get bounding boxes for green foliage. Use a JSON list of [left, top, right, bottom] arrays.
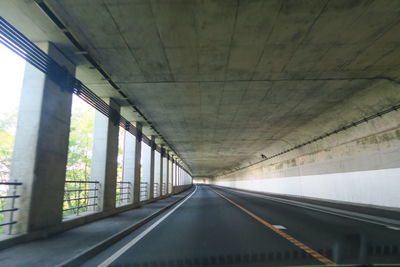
[[0, 112, 17, 234], [63, 102, 95, 217], [0, 112, 16, 182], [116, 129, 125, 205]]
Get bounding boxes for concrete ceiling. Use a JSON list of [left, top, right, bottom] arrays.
[[11, 0, 400, 176]]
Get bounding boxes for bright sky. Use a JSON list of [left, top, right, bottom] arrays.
[[0, 42, 25, 116], [0, 40, 92, 121]]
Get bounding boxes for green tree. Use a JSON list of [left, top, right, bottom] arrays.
[[0, 112, 17, 233], [63, 102, 95, 216], [0, 112, 16, 182]]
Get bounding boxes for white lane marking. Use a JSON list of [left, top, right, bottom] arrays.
[[218, 186, 400, 230], [98, 185, 198, 267], [387, 226, 400, 231], [273, 225, 287, 230]]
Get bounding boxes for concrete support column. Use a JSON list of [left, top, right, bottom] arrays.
[[133, 123, 142, 204], [170, 155, 173, 194], [174, 160, 178, 187], [177, 165, 179, 186], [122, 132, 136, 205], [11, 42, 74, 233], [171, 159, 174, 193], [91, 99, 120, 212], [177, 163, 180, 186], [175, 164, 178, 186], [166, 154, 170, 194], [179, 167, 181, 185], [149, 136, 155, 200], [159, 146, 164, 196]]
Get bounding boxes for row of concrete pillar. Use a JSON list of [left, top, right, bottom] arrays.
[[8, 42, 192, 236], [91, 103, 191, 210]]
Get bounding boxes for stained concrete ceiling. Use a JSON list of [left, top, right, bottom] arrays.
[[4, 0, 400, 176]]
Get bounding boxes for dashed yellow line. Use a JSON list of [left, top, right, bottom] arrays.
[[210, 188, 336, 266]]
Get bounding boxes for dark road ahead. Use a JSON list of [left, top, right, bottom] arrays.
[[87, 185, 400, 266]]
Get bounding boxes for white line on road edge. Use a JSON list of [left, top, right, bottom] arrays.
[[219, 186, 400, 229], [98, 186, 198, 267]]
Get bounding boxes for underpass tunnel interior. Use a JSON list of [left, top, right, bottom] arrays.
[[0, 1, 400, 266]]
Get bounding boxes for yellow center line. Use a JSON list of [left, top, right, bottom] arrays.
[[210, 188, 336, 266]]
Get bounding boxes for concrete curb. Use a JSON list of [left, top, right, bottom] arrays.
[[59, 186, 194, 267]]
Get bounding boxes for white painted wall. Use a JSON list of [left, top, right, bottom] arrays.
[[213, 168, 400, 208], [212, 112, 400, 209]]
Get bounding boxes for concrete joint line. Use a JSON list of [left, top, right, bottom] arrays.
[[58, 186, 195, 267]]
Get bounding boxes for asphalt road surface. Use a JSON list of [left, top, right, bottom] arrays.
[[85, 185, 400, 266]]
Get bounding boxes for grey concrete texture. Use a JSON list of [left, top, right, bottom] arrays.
[[10, 42, 75, 233], [133, 123, 143, 203], [38, 0, 400, 177], [3, 1, 400, 177], [213, 104, 400, 183], [149, 136, 156, 199]]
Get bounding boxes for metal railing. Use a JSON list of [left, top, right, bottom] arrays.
[[140, 182, 148, 201], [63, 180, 99, 217], [116, 181, 131, 206], [153, 183, 159, 198], [0, 181, 22, 235], [162, 182, 167, 195]]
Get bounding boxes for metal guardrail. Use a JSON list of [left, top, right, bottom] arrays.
[[116, 181, 131, 206], [0, 181, 22, 234], [63, 180, 99, 216], [140, 182, 148, 201]]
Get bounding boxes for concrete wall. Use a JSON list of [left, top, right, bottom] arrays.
[[172, 184, 193, 195], [211, 109, 400, 209]]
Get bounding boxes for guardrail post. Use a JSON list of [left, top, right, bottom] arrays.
[[10, 42, 75, 234], [91, 98, 120, 212]]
